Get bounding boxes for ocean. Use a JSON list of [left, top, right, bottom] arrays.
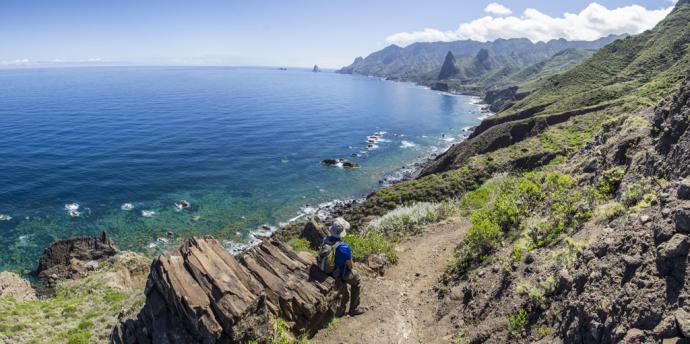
[[0, 66, 484, 271]]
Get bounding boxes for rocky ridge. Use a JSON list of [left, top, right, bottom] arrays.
[[112, 236, 350, 343]]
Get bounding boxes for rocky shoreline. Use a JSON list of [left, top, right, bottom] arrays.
[[225, 91, 492, 256]]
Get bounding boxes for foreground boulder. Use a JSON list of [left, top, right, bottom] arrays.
[[300, 217, 329, 249], [37, 231, 118, 288], [112, 236, 348, 343]]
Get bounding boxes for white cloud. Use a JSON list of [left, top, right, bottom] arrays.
[[386, 3, 673, 46], [0, 58, 31, 66], [485, 3, 512, 16]]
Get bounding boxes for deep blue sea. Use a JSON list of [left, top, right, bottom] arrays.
[[0, 66, 483, 271]]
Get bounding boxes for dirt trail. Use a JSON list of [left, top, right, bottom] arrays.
[[311, 220, 468, 344]]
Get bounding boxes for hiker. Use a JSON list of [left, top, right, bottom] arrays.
[[317, 217, 365, 316]]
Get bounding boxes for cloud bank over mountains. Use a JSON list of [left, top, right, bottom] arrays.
[[386, 2, 673, 46]]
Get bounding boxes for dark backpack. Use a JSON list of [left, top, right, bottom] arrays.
[[316, 241, 342, 274]]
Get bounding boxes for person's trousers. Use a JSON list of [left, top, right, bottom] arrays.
[[343, 270, 361, 310]]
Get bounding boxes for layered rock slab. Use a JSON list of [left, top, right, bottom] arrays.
[[112, 236, 347, 343]]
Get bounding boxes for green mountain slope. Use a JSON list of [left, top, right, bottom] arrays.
[[438, 47, 597, 95], [508, 2, 690, 116]]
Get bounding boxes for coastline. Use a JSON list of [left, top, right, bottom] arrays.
[[0, 70, 494, 268], [242, 92, 493, 253]]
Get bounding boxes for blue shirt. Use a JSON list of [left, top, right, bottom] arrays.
[[324, 236, 352, 277]]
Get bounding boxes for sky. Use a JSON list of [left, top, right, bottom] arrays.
[[0, 0, 678, 69]]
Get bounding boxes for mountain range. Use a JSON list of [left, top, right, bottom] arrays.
[[338, 35, 624, 92]]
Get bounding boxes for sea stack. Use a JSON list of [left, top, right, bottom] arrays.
[[312, 64, 320, 72]]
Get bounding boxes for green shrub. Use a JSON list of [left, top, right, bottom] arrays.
[[446, 208, 504, 277], [270, 318, 308, 344], [518, 275, 558, 310], [457, 179, 500, 214], [66, 329, 91, 344], [103, 289, 127, 303], [446, 171, 592, 281], [288, 238, 314, 254], [511, 244, 523, 264], [538, 326, 550, 337], [595, 167, 625, 198], [346, 232, 397, 264], [77, 319, 93, 330], [326, 316, 339, 329], [528, 287, 547, 310], [367, 202, 458, 237], [553, 238, 586, 268], [621, 183, 645, 208], [507, 309, 528, 338], [593, 202, 625, 223], [630, 192, 657, 212]]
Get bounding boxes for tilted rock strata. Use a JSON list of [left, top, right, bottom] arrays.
[[112, 236, 348, 343]]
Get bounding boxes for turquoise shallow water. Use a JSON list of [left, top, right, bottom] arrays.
[[0, 66, 483, 271]]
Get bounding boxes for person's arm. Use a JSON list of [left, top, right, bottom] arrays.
[[346, 259, 353, 269]]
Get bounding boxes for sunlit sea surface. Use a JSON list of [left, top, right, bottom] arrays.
[[0, 66, 484, 271]]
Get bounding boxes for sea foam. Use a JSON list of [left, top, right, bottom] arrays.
[[400, 140, 417, 148]]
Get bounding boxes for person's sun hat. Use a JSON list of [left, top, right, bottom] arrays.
[[329, 217, 351, 238]]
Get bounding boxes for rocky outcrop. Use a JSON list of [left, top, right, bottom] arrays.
[[430, 82, 450, 92], [112, 236, 348, 343], [552, 192, 690, 342], [37, 231, 118, 288], [0, 271, 36, 301], [321, 159, 359, 168], [300, 217, 329, 249], [438, 51, 459, 80], [101, 252, 151, 291], [484, 86, 530, 113], [651, 78, 690, 179]]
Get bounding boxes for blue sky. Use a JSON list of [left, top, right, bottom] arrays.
[[0, 0, 676, 68]]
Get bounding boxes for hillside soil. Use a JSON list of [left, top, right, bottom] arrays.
[[312, 220, 469, 344]]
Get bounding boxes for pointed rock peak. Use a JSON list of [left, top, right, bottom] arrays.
[[475, 48, 490, 62], [438, 51, 459, 80], [444, 51, 456, 63]]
